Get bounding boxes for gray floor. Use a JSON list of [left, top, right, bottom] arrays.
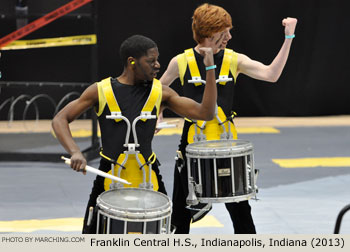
[[0, 126, 349, 234]]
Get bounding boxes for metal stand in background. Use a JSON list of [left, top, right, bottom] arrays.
[[82, 0, 100, 162], [334, 204, 350, 234], [0, 81, 100, 163]]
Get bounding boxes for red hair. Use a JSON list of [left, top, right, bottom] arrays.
[[192, 3, 232, 44]]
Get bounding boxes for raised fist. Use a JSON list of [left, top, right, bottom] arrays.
[[282, 17, 298, 36]]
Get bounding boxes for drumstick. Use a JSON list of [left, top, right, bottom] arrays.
[[61, 156, 131, 185], [162, 119, 180, 124], [156, 122, 177, 129], [86, 206, 94, 226]]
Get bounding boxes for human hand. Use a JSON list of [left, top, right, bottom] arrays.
[[70, 151, 87, 175], [282, 17, 298, 36], [198, 47, 214, 67]]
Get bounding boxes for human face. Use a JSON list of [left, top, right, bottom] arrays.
[[134, 47, 160, 82], [208, 27, 232, 52]]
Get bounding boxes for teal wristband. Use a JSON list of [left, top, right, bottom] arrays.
[[205, 65, 216, 71], [285, 34, 295, 39]]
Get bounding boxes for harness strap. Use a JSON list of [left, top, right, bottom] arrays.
[[99, 150, 115, 163], [185, 49, 202, 86], [184, 117, 193, 123], [103, 152, 159, 191], [148, 152, 157, 164], [140, 79, 162, 121], [100, 77, 122, 122], [230, 50, 238, 83], [177, 53, 187, 86], [218, 49, 233, 85], [218, 111, 237, 125], [99, 77, 162, 123], [95, 81, 107, 117], [139, 151, 157, 170], [186, 107, 237, 143], [180, 48, 237, 87], [100, 150, 155, 170], [99, 150, 126, 169]]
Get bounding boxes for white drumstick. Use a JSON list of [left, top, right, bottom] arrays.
[[161, 119, 179, 124], [61, 156, 131, 185], [156, 122, 177, 129]]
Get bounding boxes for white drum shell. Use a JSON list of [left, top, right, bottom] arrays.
[[186, 140, 257, 204]]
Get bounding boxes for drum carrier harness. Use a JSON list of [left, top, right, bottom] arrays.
[[96, 77, 162, 191], [175, 48, 242, 218], [178, 48, 238, 144]]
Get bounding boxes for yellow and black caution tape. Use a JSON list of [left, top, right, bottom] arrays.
[[0, 0, 93, 48], [0, 34, 97, 50]]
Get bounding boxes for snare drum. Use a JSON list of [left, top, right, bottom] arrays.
[[96, 188, 172, 234], [186, 139, 257, 204]]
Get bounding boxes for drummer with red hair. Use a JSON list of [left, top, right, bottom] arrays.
[[160, 3, 297, 234]]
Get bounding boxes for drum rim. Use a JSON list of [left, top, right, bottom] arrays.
[[186, 150, 254, 159], [96, 188, 172, 219], [98, 208, 172, 222], [186, 139, 253, 156], [197, 192, 257, 203]]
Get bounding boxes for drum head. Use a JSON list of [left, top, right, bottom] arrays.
[[97, 188, 172, 220], [186, 139, 253, 157]]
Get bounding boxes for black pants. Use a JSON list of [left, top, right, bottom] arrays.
[[171, 160, 256, 234], [82, 158, 167, 234]]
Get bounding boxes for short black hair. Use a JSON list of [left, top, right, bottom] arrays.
[[119, 35, 157, 67]]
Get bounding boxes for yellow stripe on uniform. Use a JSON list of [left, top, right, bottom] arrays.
[[218, 48, 233, 85], [0, 34, 97, 50], [0, 218, 83, 233], [100, 77, 122, 122], [185, 49, 202, 86], [272, 157, 350, 168], [190, 215, 224, 228], [177, 53, 188, 86], [140, 79, 162, 121]]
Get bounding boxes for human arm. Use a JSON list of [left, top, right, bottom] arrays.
[[159, 56, 180, 87], [237, 17, 298, 82], [161, 47, 217, 120], [155, 58, 180, 132], [52, 84, 98, 172]]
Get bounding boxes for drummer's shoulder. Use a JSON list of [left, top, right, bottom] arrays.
[[74, 83, 99, 107], [82, 83, 98, 98], [159, 56, 180, 87]]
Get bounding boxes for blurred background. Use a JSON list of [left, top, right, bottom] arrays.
[[1, 0, 349, 120], [0, 0, 349, 235]]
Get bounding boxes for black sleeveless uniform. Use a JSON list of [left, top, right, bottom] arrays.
[[82, 78, 166, 234], [172, 49, 256, 234]]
